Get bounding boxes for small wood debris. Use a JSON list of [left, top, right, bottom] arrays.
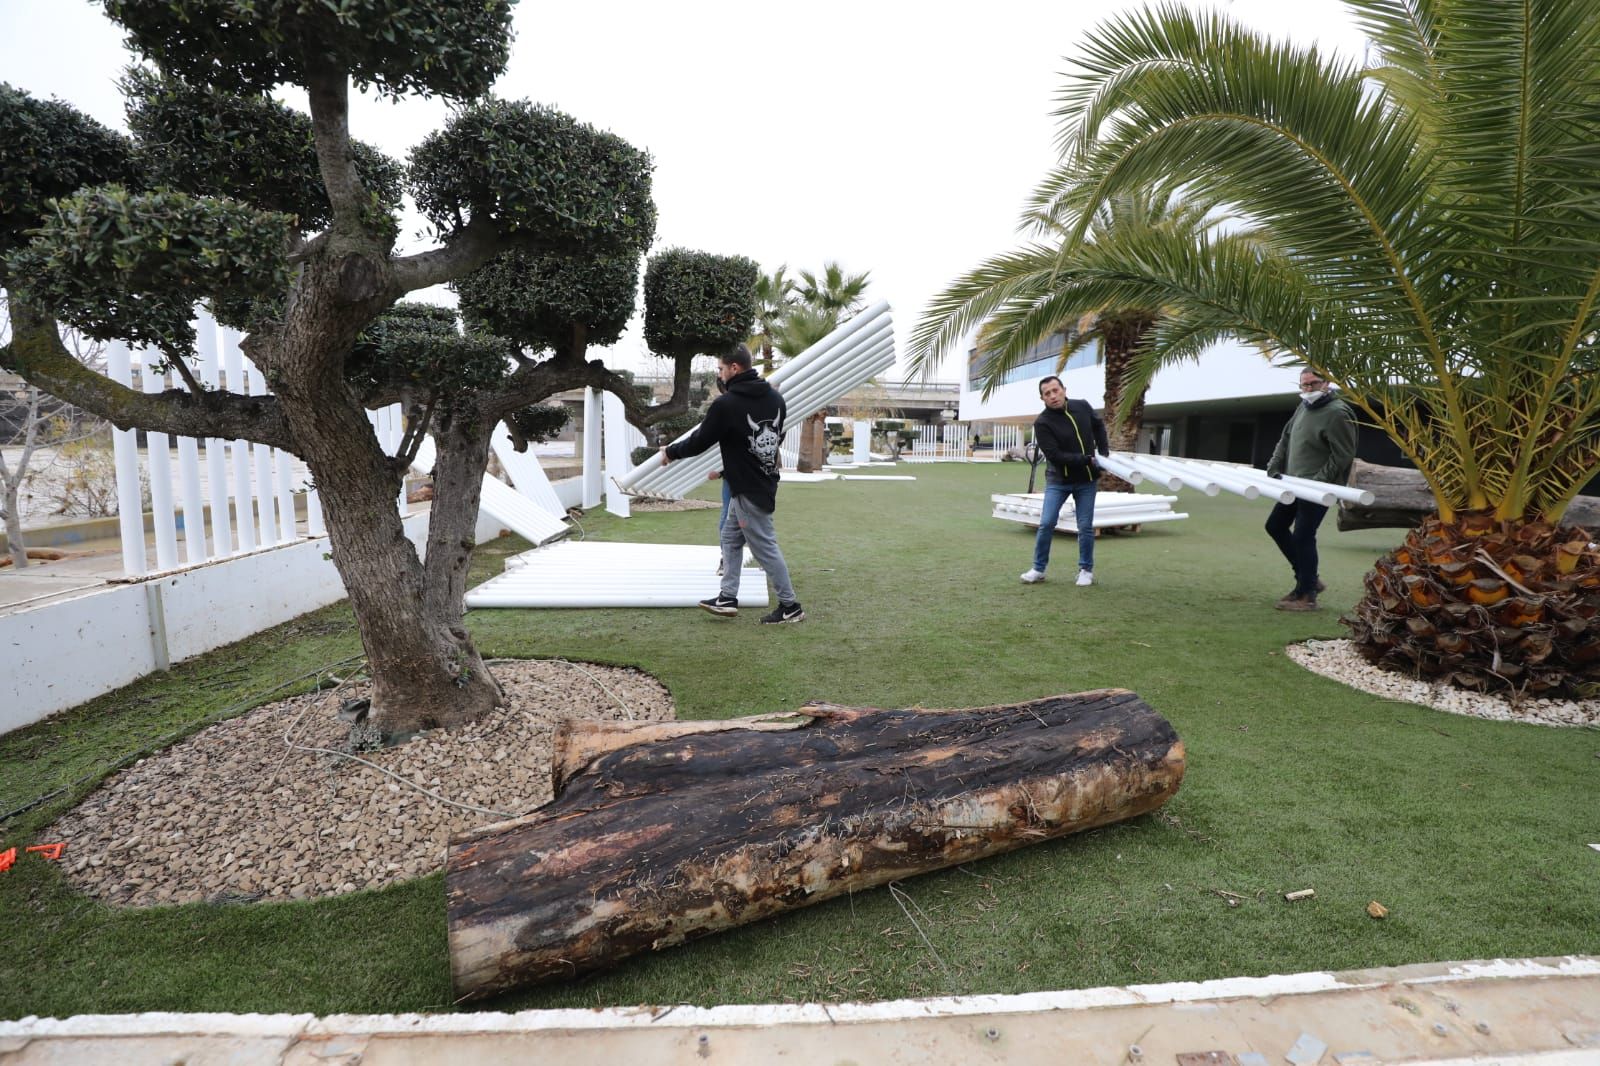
[[1284, 888, 1316, 902], [1366, 900, 1389, 919]]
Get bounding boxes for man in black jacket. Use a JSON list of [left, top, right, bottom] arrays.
[[659, 344, 804, 623], [1022, 375, 1110, 587]]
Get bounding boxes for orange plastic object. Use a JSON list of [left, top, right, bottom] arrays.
[[26, 842, 66, 860], [0, 847, 15, 873]]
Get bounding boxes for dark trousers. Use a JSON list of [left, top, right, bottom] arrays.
[[1265, 499, 1328, 597]]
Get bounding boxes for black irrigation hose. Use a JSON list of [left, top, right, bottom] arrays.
[[0, 653, 369, 828]]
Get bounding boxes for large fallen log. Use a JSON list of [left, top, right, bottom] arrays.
[[1339, 459, 1600, 532], [445, 690, 1185, 1001]]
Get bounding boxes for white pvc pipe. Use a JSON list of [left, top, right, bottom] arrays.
[[1188, 461, 1296, 504], [107, 341, 147, 577], [1276, 471, 1374, 506], [1111, 453, 1186, 493], [1133, 454, 1221, 496], [1094, 453, 1147, 486], [616, 310, 893, 494], [1186, 462, 1264, 501], [636, 334, 895, 499], [852, 420, 871, 465], [141, 359, 180, 570], [221, 329, 256, 553], [195, 314, 232, 556]]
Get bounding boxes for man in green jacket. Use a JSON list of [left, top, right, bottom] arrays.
[[1265, 368, 1358, 611]]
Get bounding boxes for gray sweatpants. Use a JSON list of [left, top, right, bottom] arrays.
[[720, 494, 796, 605]]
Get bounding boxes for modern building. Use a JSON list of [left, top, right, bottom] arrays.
[[956, 331, 1411, 469]]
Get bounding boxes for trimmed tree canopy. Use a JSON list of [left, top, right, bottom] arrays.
[[456, 248, 642, 355], [103, 0, 515, 101], [0, 83, 136, 257], [122, 68, 403, 230], [9, 185, 292, 357], [411, 101, 656, 252], [643, 248, 760, 360]]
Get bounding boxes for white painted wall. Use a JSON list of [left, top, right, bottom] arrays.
[[1, 512, 430, 735], [959, 336, 1300, 422]]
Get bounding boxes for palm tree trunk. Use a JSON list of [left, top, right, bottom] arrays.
[[1098, 316, 1153, 492]]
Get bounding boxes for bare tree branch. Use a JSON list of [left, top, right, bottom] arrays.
[[303, 60, 367, 231], [391, 217, 502, 293], [3, 298, 293, 449]]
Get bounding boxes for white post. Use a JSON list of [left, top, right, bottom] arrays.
[[140, 356, 180, 570], [195, 313, 233, 556], [853, 419, 871, 464], [305, 480, 325, 536], [246, 361, 275, 546], [222, 330, 256, 553], [107, 341, 147, 577], [582, 387, 603, 508], [173, 361, 208, 564], [602, 390, 631, 518], [274, 448, 298, 541]]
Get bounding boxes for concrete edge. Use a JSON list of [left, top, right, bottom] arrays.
[[4, 955, 1595, 1037]]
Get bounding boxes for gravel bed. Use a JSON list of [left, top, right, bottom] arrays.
[[1287, 639, 1599, 728], [47, 659, 674, 908]]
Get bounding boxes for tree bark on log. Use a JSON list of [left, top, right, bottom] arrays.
[[1338, 459, 1600, 532], [444, 690, 1185, 1001]]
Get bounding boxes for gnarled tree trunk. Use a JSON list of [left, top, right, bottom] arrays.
[[445, 690, 1186, 1000], [1097, 315, 1152, 493]]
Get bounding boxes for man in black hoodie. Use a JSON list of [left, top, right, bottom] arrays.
[[1022, 375, 1110, 587], [659, 344, 804, 623]]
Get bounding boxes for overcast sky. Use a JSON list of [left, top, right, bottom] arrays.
[[1, 0, 1367, 378]]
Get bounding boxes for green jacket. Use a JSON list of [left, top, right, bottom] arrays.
[[1267, 394, 1357, 484]]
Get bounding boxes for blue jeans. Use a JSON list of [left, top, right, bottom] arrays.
[[1033, 480, 1097, 573]]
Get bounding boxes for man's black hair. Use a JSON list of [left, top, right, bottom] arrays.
[[1038, 374, 1063, 394], [722, 343, 754, 370]]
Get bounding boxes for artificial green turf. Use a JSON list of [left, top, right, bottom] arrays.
[[2, 463, 1596, 1017]]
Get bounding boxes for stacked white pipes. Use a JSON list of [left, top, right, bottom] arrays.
[[616, 302, 896, 499], [1102, 452, 1372, 508]]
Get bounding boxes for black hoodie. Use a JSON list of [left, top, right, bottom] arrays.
[[664, 369, 787, 512], [1034, 398, 1109, 484]]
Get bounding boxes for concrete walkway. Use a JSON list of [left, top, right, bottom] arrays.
[[3, 956, 1597, 1064]]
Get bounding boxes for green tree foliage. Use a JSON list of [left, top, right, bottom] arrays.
[[0, 83, 136, 258], [121, 68, 403, 231], [642, 248, 760, 360], [104, 0, 515, 100], [456, 248, 643, 357], [411, 100, 655, 250]]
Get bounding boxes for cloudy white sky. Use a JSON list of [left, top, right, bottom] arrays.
[[1, 0, 1367, 378]]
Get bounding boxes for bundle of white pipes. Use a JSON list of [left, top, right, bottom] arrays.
[[1100, 452, 1373, 508], [616, 302, 896, 500], [990, 491, 1188, 532]]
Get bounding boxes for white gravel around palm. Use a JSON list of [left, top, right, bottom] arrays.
[[1287, 638, 1599, 728], [47, 659, 675, 908]]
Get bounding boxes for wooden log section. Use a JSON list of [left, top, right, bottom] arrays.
[[1338, 459, 1600, 532], [445, 689, 1185, 1001]]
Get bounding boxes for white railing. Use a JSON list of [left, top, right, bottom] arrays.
[[108, 308, 407, 578]]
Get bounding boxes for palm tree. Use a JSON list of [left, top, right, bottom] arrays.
[[909, 189, 1219, 488], [797, 262, 871, 320], [1023, 0, 1600, 697], [750, 266, 796, 374]]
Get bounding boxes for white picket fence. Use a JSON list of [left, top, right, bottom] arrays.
[[907, 422, 971, 461], [107, 309, 406, 578], [989, 424, 1024, 455]]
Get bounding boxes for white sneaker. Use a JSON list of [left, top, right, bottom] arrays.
[[1020, 569, 1046, 584], [1076, 569, 1094, 586]]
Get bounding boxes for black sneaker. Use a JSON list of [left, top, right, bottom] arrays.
[[759, 601, 805, 624], [699, 595, 738, 616]]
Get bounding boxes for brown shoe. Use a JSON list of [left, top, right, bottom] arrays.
[[1276, 594, 1320, 612], [1315, 579, 1327, 593]]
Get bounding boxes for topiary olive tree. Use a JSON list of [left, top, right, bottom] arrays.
[[0, 2, 726, 738]]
